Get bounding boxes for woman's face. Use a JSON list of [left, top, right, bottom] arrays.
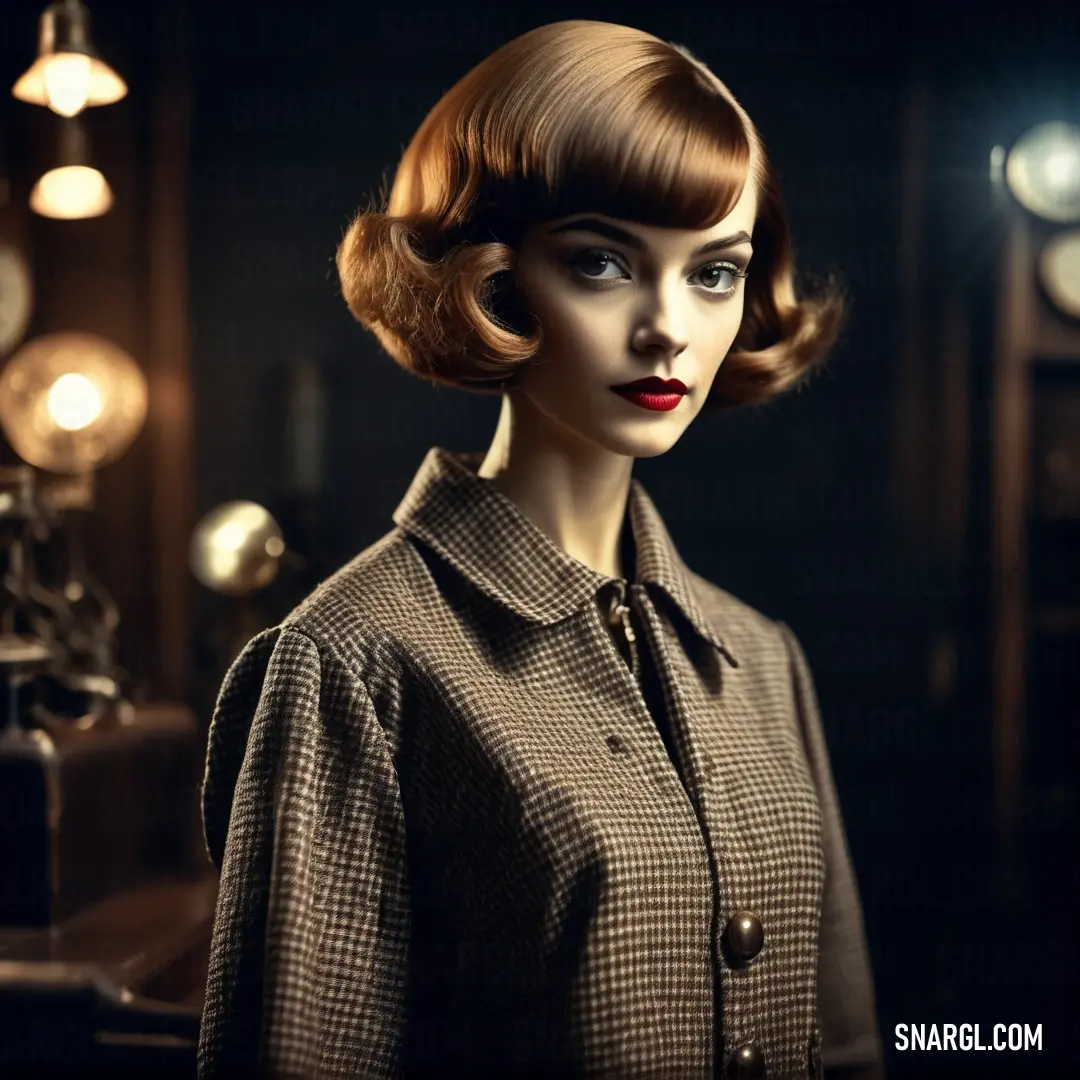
[[507, 178, 757, 460]]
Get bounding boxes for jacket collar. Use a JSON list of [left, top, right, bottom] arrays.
[[392, 447, 738, 665]]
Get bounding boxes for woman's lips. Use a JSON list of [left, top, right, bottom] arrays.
[[610, 377, 688, 412]]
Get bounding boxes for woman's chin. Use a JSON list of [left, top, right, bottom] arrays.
[[590, 423, 687, 460]]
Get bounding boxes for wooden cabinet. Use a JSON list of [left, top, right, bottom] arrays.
[[0, 703, 213, 1074], [0, 876, 214, 1076], [992, 213, 1080, 887]]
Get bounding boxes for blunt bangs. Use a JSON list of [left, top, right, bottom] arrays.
[[398, 24, 758, 253], [338, 20, 845, 405]]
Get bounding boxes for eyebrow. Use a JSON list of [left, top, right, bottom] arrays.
[[548, 217, 753, 256]]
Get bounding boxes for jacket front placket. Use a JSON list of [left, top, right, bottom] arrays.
[[624, 583, 731, 1075], [595, 578, 725, 1074], [605, 577, 698, 799], [631, 584, 823, 1079]]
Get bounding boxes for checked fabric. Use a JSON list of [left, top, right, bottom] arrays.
[[198, 446, 884, 1079]]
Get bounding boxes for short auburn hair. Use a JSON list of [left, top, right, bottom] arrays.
[[335, 20, 846, 410]]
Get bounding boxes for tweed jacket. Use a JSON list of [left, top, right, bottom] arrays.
[[198, 446, 884, 1080]]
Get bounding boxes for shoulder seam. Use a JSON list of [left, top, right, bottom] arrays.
[[277, 622, 392, 751], [279, 620, 373, 689]]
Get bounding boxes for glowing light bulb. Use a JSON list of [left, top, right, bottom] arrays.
[[0, 332, 147, 472], [1043, 150, 1079, 194], [1005, 122, 1080, 223], [47, 372, 104, 431], [42, 53, 92, 117], [1038, 229, 1080, 319], [29, 165, 113, 219]]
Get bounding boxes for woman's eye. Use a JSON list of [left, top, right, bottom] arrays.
[[693, 263, 743, 294], [570, 250, 624, 279], [568, 250, 746, 297]]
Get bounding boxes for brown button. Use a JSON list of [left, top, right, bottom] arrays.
[[725, 910, 764, 963], [727, 1041, 765, 1079]]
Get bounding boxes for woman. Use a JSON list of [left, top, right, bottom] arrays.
[[198, 20, 884, 1080]]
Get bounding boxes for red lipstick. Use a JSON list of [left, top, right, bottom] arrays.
[[610, 376, 688, 412]]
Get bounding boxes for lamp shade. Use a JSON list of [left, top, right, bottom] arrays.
[[29, 115, 113, 219], [0, 332, 147, 472], [11, 0, 127, 117]]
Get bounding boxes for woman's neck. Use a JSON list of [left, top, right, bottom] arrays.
[[476, 392, 634, 580]]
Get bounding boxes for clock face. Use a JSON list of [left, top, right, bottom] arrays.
[[0, 245, 33, 356]]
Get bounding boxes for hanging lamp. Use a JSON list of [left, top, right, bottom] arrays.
[[29, 114, 113, 219], [11, 0, 127, 119]]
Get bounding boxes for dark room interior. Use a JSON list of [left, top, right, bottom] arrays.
[[0, 1, 1077, 1076]]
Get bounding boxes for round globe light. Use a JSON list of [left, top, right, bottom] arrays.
[[0, 332, 147, 473], [1037, 228, 1080, 319], [1005, 122, 1080, 223]]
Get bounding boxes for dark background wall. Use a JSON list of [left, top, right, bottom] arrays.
[[2, 1, 1077, 1075]]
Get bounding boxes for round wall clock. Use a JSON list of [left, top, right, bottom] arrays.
[[0, 244, 34, 356]]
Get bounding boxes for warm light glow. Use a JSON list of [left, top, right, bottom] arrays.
[[0, 331, 147, 473], [42, 52, 92, 117], [1038, 229, 1080, 318], [11, 56, 127, 110], [47, 372, 104, 431], [29, 164, 113, 219], [1044, 150, 1079, 192], [1005, 122, 1080, 223]]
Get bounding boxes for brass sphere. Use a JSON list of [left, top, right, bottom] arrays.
[[189, 500, 285, 597]]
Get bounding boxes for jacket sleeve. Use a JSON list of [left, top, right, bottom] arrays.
[[776, 621, 886, 1080], [198, 625, 411, 1079]]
